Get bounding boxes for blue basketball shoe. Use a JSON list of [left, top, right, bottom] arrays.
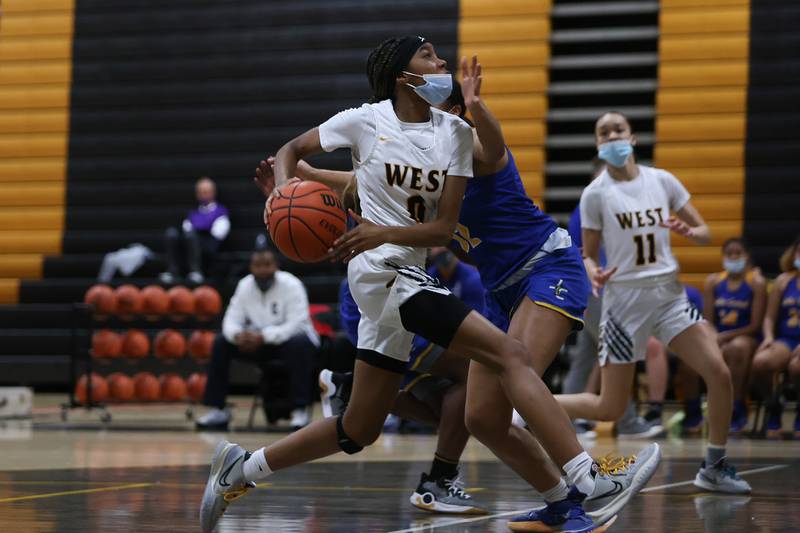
[[507, 487, 616, 533]]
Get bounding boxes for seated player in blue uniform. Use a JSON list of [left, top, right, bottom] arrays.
[[752, 236, 800, 438], [257, 75, 660, 531], [701, 238, 767, 432], [320, 246, 488, 514]]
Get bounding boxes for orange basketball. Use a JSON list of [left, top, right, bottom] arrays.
[[84, 284, 117, 314], [107, 373, 135, 402], [154, 329, 186, 359], [268, 181, 346, 263], [167, 286, 195, 315], [187, 372, 207, 402], [141, 285, 169, 315], [75, 372, 109, 405], [115, 284, 143, 315], [160, 374, 188, 402], [193, 286, 221, 316], [92, 329, 122, 358], [133, 372, 160, 401], [121, 329, 150, 358], [188, 330, 215, 359]]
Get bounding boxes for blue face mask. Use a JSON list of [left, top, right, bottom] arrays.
[[723, 258, 746, 274], [598, 140, 633, 167], [404, 72, 453, 106], [795, 257, 800, 270]]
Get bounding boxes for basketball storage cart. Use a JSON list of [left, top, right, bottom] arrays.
[[63, 291, 220, 423]]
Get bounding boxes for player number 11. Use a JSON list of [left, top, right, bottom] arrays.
[[634, 233, 656, 266]]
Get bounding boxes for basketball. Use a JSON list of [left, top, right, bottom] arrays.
[[193, 286, 221, 316], [115, 284, 143, 315], [154, 329, 186, 359], [84, 284, 117, 314], [141, 285, 169, 315], [188, 330, 215, 359], [187, 373, 207, 403], [160, 374, 188, 402], [108, 373, 135, 402], [92, 329, 122, 358], [133, 372, 160, 402], [268, 181, 346, 263], [167, 286, 195, 315], [121, 329, 150, 358], [75, 373, 109, 405]]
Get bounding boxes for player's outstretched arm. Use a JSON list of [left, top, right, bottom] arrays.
[[661, 202, 711, 245], [273, 128, 324, 189], [256, 156, 353, 197], [461, 55, 507, 173], [329, 175, 468, 262], [582, 228, 617, 297]]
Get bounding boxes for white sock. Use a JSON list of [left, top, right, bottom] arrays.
[[242, 447, 272, 482], [563, 451, 595, 496], [541, 478, 569, 503]]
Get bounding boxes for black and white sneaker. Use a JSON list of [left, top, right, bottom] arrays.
[[410, 472, 487, 515], [318, 369, 352, 418]]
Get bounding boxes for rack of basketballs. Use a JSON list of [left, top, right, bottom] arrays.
[[64, 283, 223, 422]]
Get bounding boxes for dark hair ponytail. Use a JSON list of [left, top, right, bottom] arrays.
[[366, 38, 402, 103]]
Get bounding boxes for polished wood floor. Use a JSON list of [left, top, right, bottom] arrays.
[[1, 395, 798, 532]]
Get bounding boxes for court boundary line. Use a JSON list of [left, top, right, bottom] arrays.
[[0, 482, 154, 503], [640, 464, 788, 493], [387, 463, 790, 532]]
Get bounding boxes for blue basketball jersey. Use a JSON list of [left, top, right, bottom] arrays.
[[777, 273, 800, 340], [713, 272, 755, 333], [454, 149, 558, 290]]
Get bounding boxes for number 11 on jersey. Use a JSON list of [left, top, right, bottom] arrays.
[[634, 233, 656, 266]]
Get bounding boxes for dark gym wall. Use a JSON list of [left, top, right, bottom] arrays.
[[64, 0, 459, 256], [744, 0, 800, 274]]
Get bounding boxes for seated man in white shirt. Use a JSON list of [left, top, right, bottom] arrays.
[[196, 247, 320, 430]]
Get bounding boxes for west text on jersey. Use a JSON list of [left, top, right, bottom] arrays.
[[385, 163, 445, 192], [614, 208, 666, 230]]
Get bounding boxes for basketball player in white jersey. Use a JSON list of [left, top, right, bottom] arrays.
[[556, 112, 751, 494], [200, 38, 650, 533]]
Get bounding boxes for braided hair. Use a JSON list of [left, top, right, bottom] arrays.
[[366, 38, 403, 103]]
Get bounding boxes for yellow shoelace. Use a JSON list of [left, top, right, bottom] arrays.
[[595, 453, 637, 476], [223, 486, 251, 503]]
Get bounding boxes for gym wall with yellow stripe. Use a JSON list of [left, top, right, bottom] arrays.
[[0, 0, 72, 303], [460, 0, 797, 285], [0, 0, 797, 306]]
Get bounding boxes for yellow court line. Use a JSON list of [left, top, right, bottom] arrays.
[[0, 480, 130, 486], [0, 482, 153, 503]]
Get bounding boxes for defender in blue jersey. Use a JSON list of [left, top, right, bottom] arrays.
[[269, 76, 659, 530], [701, 238, 766, 432], [752, 237, 800, 438]]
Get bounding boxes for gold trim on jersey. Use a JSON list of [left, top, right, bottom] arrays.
[[533, 301, 585, 325]]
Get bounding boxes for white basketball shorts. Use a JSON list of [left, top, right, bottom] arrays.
[[599, 274, 702, 366]]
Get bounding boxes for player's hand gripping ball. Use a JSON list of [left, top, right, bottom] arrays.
[[267, 181, 346, 263]]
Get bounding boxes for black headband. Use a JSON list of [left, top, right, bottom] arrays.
[[389, 35, 426, 78]]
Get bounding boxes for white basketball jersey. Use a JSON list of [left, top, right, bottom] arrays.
[[580, 165, 691, 283], [320, 100, 474, 267]]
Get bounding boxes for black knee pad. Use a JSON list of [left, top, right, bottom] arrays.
[[336, 415, 364, 455]]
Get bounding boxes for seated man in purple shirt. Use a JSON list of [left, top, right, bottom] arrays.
[[160, 177, 230, 285]]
